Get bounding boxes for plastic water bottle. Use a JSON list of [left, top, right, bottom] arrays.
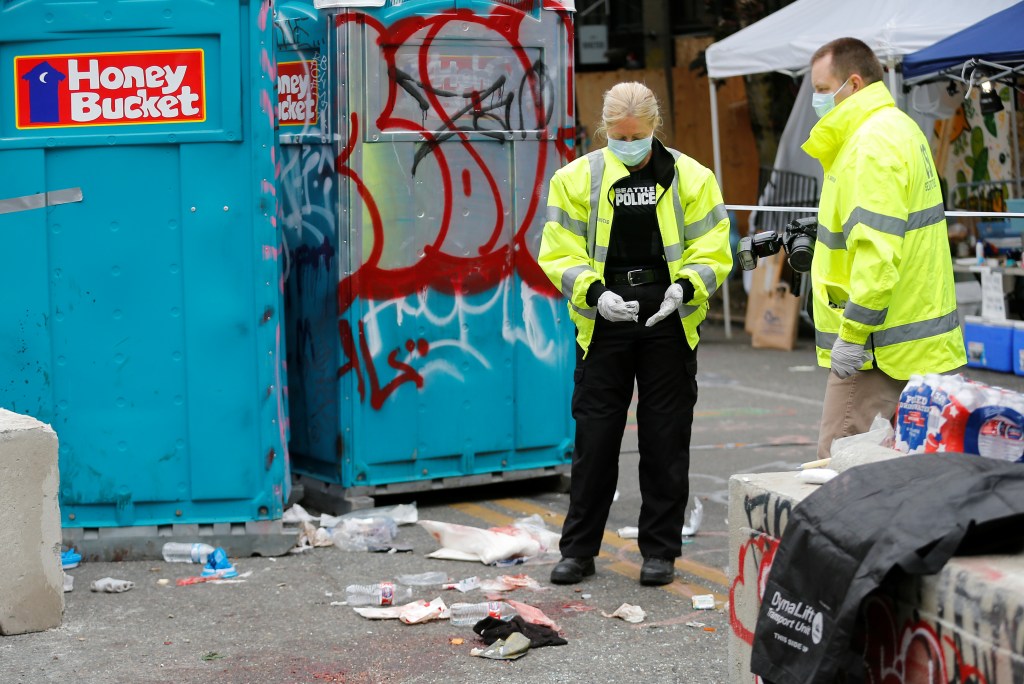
[[344, 581, 413, 606], [449, 601, 517, 627], [395, 571, 448, 586], [161, 542, 216, 563]]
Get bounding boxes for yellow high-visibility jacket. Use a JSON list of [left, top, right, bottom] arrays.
[[802, 81, 965, 380], [538, 139, 733, 355]]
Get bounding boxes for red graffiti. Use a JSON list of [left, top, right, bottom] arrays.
[[729, 532, 779, 646], [332, 5, 572, 317], [337, 319, 428, 410], [861, 595, 987, 684]]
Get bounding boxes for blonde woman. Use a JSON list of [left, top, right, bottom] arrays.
[[539, 82, 732, 586]]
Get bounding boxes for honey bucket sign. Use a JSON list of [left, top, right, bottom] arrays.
[[14, 49, 206, 129], [277, 59, 318, 127]]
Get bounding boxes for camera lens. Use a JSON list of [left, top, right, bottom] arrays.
[[787, 236, 814, 272]]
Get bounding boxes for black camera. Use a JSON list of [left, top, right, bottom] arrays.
[[736, 216, 818, 273]]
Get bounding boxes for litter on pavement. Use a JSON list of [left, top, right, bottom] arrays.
[[602, 603, 646, 623], [418, 514, 560, 565], [470, 631, 532, 660], [90, 577, 134, 593]]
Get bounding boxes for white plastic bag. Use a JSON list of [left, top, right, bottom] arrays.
[[331, 516, 398, 551]]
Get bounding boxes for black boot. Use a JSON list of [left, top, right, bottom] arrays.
[[550, 557, 596, 584], [640, 557, 675, 586]]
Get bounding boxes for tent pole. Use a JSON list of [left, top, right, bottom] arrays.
[[1010, 84, 1021, 198], [708, 76, 731, 339], [886, 55, 901, 109]]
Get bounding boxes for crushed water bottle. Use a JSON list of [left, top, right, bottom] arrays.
[[344, 581, 413, 606], [394, 571, 448, 586], [161, 542, 216, 564], [448, 601, 517, 627]]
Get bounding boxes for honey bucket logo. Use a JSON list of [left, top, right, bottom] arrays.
[[15, 49, 206, 129]]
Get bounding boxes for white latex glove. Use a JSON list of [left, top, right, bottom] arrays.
[[645, 283, 685, 327], [830, 338, 865, 379], [597, 291, 639, 322]]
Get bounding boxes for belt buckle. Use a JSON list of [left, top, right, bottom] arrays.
[[626, 269, 644, 286]]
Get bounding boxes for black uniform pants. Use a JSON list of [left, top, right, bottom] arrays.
[[559, 281, 698, 561]]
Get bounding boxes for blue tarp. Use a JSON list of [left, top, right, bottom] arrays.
[[903, 1, 1024, 80]]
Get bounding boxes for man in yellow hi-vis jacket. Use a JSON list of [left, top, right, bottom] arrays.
[[804, 38, 966, 459], [538, 82, 732, 587]]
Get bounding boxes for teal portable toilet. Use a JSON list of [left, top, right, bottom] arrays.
[[281, 0, 577, 510], [0, 0, 293, 559]]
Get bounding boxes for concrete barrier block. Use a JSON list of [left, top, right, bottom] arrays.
[[727, 472, 817, 684], [727, 469, 1024, 684], [0, 409, 63, 635]]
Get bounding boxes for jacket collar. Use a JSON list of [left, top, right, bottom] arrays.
[[802, 81, 895, 169], [602, 137, 677, 189]]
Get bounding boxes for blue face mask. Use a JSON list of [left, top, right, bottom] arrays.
[[607, 135, 653, 166], [811, 77, 851, 118]]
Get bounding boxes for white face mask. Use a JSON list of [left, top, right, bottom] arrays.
[[811, 77, 851, 118], [607, 135, 653, 166]]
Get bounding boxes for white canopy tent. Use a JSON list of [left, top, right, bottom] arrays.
[[703, 0, 1020, 196]]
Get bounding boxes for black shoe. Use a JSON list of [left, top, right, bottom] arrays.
[[550, 556, 596, 584], [640, 557, 675, 586]]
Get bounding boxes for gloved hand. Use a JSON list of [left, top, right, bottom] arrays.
[[830, 337, 866, 379], [597, 290, 639, 322], [645, 283, 685, 327]]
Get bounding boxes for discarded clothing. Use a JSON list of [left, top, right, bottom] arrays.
[[473, 616, 567, 648], [750, 454, 1024, 684]]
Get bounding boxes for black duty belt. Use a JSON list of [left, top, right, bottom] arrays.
[[605, 267, 670, 287]]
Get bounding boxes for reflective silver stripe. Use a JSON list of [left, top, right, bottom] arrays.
[[844, 301, 888, 326], [665, 149, 686, 244], [907, 203, 945, 231], [843, 206, 907, 238], [587, 152, 604, 259], [873, 311, 960, 347], [0, 187, 83, 215], [664, 242, 683, 262], [570, 301, 597, 320], [678, 304, 700, 318], [816, 224, 847, 250], [672, 178, 686, 243], [816, 311, 960, 350], [685, 203, 728, 242], [561, 264, 595, 300], [815, 329, 837, 350], [594, 245, 608, 264], [546, 205, 586, 237], [688, 263, 718, 297]]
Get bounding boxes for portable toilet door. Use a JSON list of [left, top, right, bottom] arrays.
[[0, 0, 292, 557], [287, 0, 577, 505], [274, 3, 343, 488]]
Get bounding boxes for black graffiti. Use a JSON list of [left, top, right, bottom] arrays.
[[274, 17, 314, 49], [743, 492, 792, 538], [291, 240, 336, 298], [942, 565, 1024, 683], [390, 60, 555, 176]]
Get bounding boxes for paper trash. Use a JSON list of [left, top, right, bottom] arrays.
[[602, 603, 646, 624]]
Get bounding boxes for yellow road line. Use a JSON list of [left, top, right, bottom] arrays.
[[493, 497, 730, 590], [449, 499, 727, 605]]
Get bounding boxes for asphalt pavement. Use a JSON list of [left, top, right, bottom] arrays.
[[4, 316, 1022, 684]]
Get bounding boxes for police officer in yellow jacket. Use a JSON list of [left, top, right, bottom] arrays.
[[804, 38, 965, 459], [538, 82, 732, 586]]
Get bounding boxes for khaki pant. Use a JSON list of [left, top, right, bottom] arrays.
[[817, 368, 906, 459]]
